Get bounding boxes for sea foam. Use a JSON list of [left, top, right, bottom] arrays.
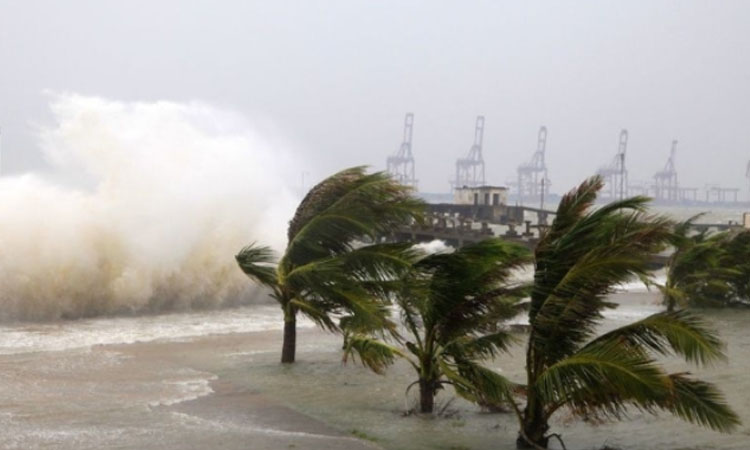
[[0, 94, 300, 321]]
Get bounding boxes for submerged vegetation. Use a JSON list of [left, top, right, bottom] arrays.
[[662, 214, 750, 310], [343, 238, 531, 413], [513, 176, 739, 448], [236, 168, 741, 448]]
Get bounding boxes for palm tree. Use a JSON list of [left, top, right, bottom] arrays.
[[235, 167, 424, 363], [343, 238, 532, 413], [661, 215, 737, 311], [719, 229, 750, 306], [467, 177, 739, 449]]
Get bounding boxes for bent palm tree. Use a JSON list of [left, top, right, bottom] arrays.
[[235, 167, 424, 363], [661, 215, 737, 311], [343, 238, 531, 413], [502, 177, 739, 449], [719, 229, 750, 305]]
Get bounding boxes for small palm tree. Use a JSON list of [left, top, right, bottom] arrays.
[[662, 216, 737, 311], [719, 229, 750, 305], [343, 238, 532, 413], [235, 167, 424, 363], [483, 177, 739, 449]]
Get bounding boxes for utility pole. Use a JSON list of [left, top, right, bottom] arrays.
[[540, 178, 545, 209], [620, 153, 625, 200]]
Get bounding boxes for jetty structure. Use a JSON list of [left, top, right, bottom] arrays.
[[386, 184, 747, 269]]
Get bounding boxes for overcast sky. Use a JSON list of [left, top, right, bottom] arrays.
[[1, 0, 749, 194]]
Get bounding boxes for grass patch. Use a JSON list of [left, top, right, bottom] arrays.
[[350, 428, 379, 442]]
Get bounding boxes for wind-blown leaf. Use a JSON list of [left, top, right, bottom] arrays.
[[453, 359, 520, 407], [663, 373, 740, 432], [536, 341, 666, 415], [584, 310, 726, 366], [235, 244, 279, 292], [283, 167, 424, 269], [445, 330, 518, 360], [343, 335, 407, 375]]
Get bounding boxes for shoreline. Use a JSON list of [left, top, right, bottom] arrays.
[[110, 327, 383, 450], [0, 323, 382, 450]]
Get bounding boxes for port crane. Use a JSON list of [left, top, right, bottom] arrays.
[[597, 129, 628, 200], [452, 116, 486, 189], [653, 140, 678, 201], [386, 113, 417, 188], [517, 126, 550, 203]]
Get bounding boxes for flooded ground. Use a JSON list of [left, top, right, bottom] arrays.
[[0, 288, 748, 449]]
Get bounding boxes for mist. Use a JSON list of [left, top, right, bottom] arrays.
[[0, 94, 300, 320], [2, 1, 750, 195]]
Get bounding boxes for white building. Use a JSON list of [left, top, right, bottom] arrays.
[[453, 185, 508, 206]]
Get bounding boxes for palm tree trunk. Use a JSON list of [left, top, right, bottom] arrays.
[[517, 394, 549, 449], [519, 343, 549, 449], [281, 308, 296, 364], [419, 378, 435, 413]]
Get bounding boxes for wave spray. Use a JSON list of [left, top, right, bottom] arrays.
[[0, 94, 300, 321]]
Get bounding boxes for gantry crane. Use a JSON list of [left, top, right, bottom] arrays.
[[452, 116, 485, 189], [597, 129, 629, 200], [386, 113, 417, 188], [653, 140, 678, 202], [517, 126, 550, 202]]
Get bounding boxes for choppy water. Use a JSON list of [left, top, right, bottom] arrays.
[[1, 285, 748, 449]]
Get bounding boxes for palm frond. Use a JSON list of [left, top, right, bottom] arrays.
[[288, 298, 338, 331], [282, 167, 424, 269], [582, 310, 726, 366], [418, 238, 532, 344], [531, 215, 672, 363], [235, 243, 279, 291], [444, 330, 518, 360], [283, 243, 418, 292], [662, 373, 740, 432], [670, 213, 708, 245], [535, 341, 666, 418], [307, 284, 396, 334], [342, 335, 407, 375], [450, 358, 520, 408], [721, 229, 750, 302]]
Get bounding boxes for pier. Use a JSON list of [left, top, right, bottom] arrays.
[[385, 202, 750, 269]]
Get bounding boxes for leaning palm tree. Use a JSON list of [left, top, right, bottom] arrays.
[[235, 167, 424, 363], [343, 238, 531, 413], [466, 177, 739, 449], [662, 215, 737, 311], [719, 228, 750, 305]]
